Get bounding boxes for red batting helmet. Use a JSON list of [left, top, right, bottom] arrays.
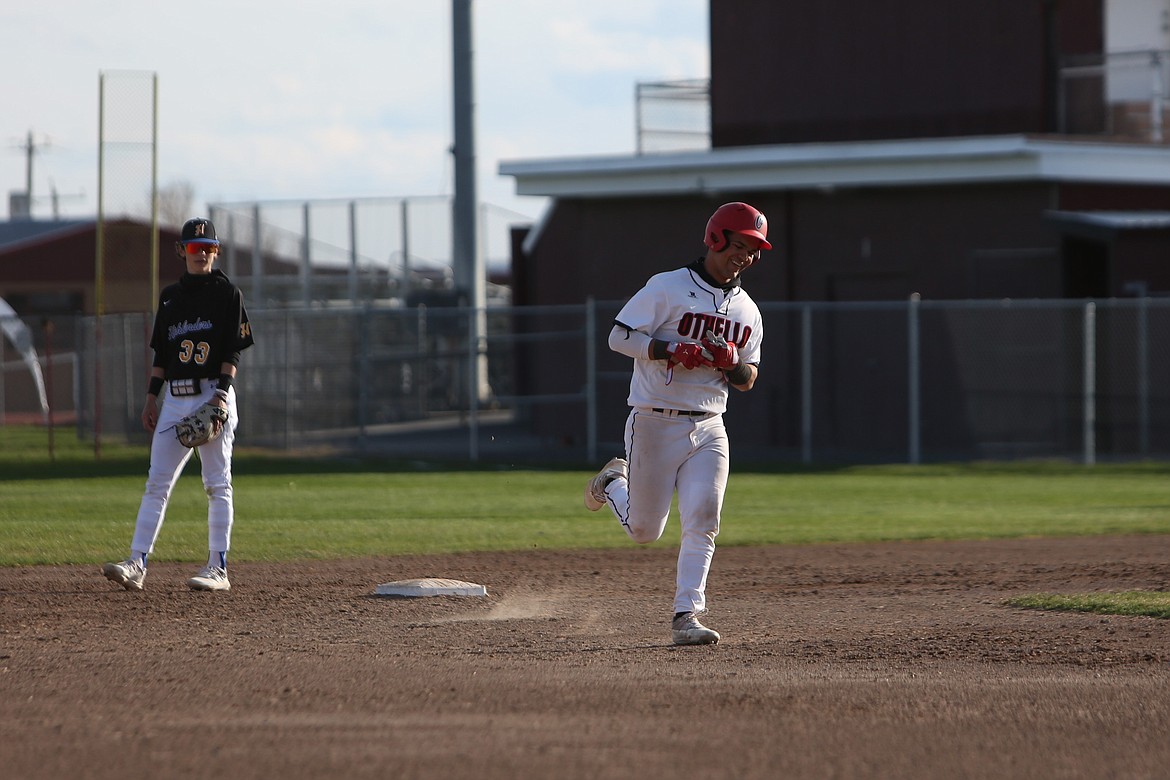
[[703, 202, 772, 252]]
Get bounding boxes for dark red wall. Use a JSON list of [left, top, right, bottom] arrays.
[[519, 184, 1065, 310], [711, 0, 1102, 146]]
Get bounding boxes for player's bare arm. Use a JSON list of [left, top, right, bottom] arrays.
[[141, 367, 165, 432]]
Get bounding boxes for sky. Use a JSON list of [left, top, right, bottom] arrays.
[[0, 1, 708, 246]]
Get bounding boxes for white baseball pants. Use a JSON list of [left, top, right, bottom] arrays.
[[130, 382, 239, 558], [603, 408, 729, 615]]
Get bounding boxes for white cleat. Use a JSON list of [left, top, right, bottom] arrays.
[[584, 457, 628, 511], [671, 612, 720, 645], [188, 565, 231, 592], [102, 559, 146, 591]]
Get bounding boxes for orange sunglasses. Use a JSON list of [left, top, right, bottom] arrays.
[[184, 241, 220, 255]]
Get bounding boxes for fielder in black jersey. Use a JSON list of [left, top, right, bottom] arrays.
[[103, 217, 254, 593], [151, 269, 251, 385]]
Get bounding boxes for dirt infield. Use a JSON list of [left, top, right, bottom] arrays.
[[2, 535, 1169, 779]]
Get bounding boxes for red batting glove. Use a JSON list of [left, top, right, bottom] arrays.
[[701, 331, 739, 371], [667, 342, 713, 370]]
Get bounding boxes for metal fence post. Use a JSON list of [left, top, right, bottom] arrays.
[[467, 306, 479, 462], [348, 201, 359, 305], [401, 200, 411, 302], [301, 202, 311, 308], [122, 315, 136, 424], [357, 306, 369, 445], [284, 309, 292, 450], [417, 305, 428, 415], [1083, 301, 1096, 466], [586, 297, 597, 463], [801, 304, 812, 464], [634, 83, 644, 155], [251, 204, 263, 306], [1151, 50, 1164, 143], [1138, 296, 1150, 456], [908, 293, 921, 465]]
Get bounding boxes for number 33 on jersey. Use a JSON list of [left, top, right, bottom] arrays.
[[152, 272, 254, 380]]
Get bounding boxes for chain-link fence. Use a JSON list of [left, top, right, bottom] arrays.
[[97, 70, 159, 314], [207, 196, 525, 310], [5, 298, 1170, 465], [635, 79, 711, 155]]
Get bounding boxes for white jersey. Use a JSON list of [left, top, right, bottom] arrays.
[[615, 263, 763, 414]]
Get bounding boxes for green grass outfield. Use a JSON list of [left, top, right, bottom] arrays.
[[4, 425, 1170, 568]]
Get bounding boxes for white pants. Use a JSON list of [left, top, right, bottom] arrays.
[[130, 382, 239, 558], [603, 408, 729, 615]]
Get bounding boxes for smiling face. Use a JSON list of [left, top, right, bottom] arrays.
[[703, 232, 764, 285], [180, 240, 219, 275]]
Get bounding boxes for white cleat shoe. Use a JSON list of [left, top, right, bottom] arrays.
[[584, 457, 628, 511], [671, 612, 720, 645], [102, 559, 146, 591], [188, 565, 231, 592]]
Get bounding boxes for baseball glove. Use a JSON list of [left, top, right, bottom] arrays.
[[173, 402, 229, 448], [701, 329, 739, 370]]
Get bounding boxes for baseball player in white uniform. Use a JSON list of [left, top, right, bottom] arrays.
[[585, 202, 770, 645]]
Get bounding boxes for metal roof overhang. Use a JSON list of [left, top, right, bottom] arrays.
[[1044, 209, 1170, 242], [0, 220, 92, 253], [499, 134, 1170, 198]]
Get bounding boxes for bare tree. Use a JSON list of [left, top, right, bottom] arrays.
[[156, 180, 196, 227]]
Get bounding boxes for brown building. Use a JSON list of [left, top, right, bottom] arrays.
[[0, 219, 301, 316], [503, 2, 1170, 307], [0, 219, 211, 315], [500, 0, 1170, 459]]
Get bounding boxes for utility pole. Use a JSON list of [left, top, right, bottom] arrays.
[[452, 0, 482, 314], [9, 130, 51, 219], [452, 0, 489, 414], [46, 179, 85, 220]]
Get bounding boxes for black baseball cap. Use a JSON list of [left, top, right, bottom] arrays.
[[181, 218, 218, 243]]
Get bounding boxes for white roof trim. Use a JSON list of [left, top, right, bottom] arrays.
[[1046, 210, 1170, 230], [499, 135, 1170, 198]]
